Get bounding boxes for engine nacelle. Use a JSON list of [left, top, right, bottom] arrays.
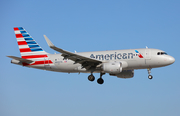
[[109, 70, 134, 78], [116, 70, 134, 78], [102, 62, 122, 74]]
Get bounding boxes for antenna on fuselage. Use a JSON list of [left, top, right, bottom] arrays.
[[146, 46, 148, 49]]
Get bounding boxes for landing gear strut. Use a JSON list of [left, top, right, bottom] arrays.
[[97, 73, 105, 84], [147, 68, 153, 79]]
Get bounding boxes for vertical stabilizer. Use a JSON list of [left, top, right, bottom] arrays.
[[14, 27, 48, 59], [13, 27, 53, 66]]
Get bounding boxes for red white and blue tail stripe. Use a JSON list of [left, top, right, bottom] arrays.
[[14, 27, 52, 65]]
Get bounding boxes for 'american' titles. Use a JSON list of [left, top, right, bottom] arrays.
[[90, 52, 135, 60]]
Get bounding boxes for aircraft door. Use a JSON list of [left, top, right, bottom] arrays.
[[145, 49, 151, 59], [145, 49, 151, 64], [44, 58, 51, 70]]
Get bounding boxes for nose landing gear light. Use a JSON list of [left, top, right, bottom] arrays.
[[148, 75, 153, 79]]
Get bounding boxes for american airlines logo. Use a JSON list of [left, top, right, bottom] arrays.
[[90, 52, 135, 60], [90, 50, 143, 60]]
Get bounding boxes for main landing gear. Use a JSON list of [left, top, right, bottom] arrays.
[[88, 74, 95, 81], [97, 73, 105, 84], [88, 73, 105, 84], [147, 68, 153, 79]]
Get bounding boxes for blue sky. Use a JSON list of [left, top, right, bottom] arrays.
[[1, 0, 180, 116]]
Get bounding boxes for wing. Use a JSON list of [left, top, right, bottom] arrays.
[[44, 35, 102, 69]]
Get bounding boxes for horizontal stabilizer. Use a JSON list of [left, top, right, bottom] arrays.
[[7, 56, 34, 64]]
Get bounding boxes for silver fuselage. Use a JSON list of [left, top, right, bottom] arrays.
[[22, 48, 174, 73]]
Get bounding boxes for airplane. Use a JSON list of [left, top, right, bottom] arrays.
[[7, 27, 175, 84]]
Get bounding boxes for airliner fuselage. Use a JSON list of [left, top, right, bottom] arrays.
[[22, 48, 173, 72]]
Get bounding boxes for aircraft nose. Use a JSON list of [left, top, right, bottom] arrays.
[[168, 56, 175, 64]]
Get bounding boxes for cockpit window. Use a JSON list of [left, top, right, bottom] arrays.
[[157, 52, 168, 55], [162, 52, 167, 55]]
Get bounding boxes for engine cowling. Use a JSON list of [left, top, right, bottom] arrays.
[[102, 62, 122, 74], [116, 70, 134, 78], [109, 70, 134, 78]]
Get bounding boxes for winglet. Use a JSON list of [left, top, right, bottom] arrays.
[[44, 35, 54, 47]]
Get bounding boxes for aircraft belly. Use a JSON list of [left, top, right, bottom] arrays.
[[54, 62, 81, 72], [126, 59, 146, 69], [147, 56, 169, 68]]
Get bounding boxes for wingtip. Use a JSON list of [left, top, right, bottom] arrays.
[[7, 56, 13, 58], [43, 35, 54, 47]]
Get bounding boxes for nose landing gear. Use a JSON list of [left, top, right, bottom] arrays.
[[147, 68, 153, 79]]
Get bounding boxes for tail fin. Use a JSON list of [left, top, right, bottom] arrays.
[[14, 27, 48, 59]]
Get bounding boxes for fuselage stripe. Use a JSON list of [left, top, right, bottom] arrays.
[[22, 54, 48, 59], [22, 60, 53, 66]]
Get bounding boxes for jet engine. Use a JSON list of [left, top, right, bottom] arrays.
[[102, 62, 122, 74], [109, 70, 134, 78]]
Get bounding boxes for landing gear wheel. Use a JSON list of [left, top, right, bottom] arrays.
[[97, 78, 104, 84], [148, 75, 153, 79], [147, 68, 153, 80], [88, 74, 95, 81]]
